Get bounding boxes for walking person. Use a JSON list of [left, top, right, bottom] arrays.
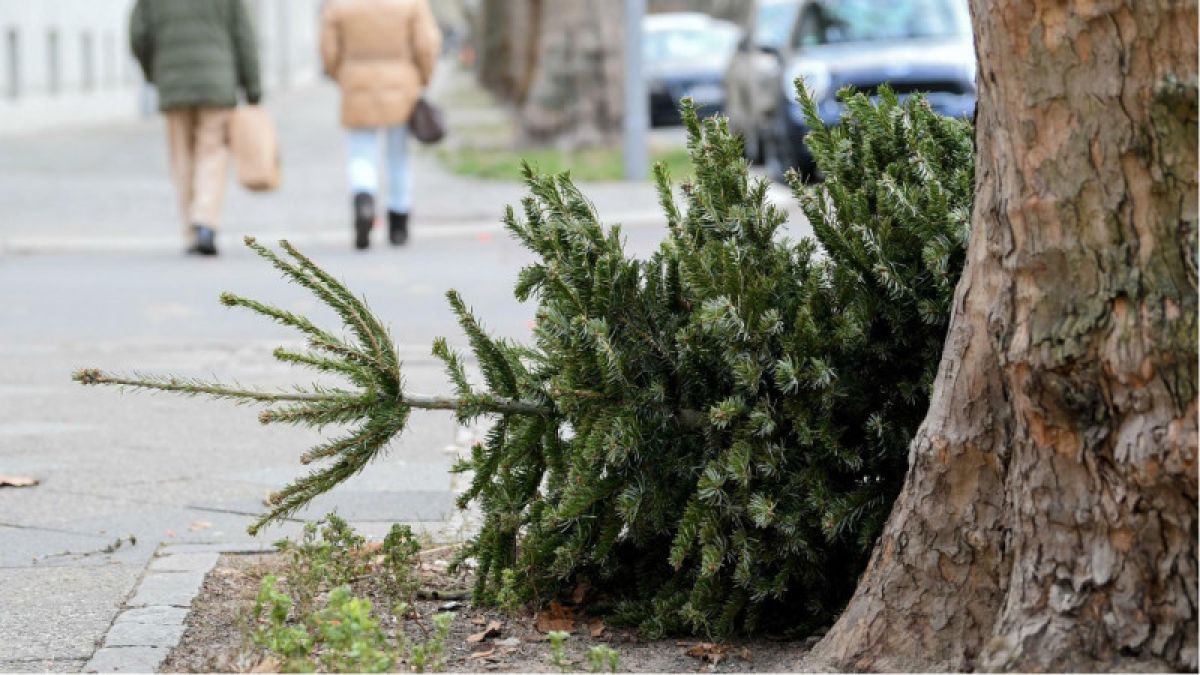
[[130, 0, 263, 256], [320, 0, 442, 249]]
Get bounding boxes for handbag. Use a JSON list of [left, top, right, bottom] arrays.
[[409, 98, 446, 145], [230, 105, 282, 192]]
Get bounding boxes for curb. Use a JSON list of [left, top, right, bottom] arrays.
[[82, 543, 274, 674], [80, 512, 477, 673]]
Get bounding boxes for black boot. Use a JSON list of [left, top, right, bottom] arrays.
[[187, 224, 218, 256], [388, 211, 409, 246], [354, 192, 375, 250]]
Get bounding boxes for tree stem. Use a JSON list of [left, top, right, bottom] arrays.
[[73, 370, 343, 403], [400, 391, 550, 416], [74, 368, 706, 427]]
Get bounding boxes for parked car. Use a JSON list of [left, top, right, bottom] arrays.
[[644, 12, 741, 127], [762, 0, 976, 181], [724, 0, 803, 163]]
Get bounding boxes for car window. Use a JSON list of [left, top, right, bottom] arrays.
[[644, 26, 740, 61], [791, 0, 968, 48], [753, 0, 802, 49]]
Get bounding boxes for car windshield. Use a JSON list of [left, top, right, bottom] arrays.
[[801, 0, 969, 46], [755, 0, 802, 49], [644, 25, 739, 62]]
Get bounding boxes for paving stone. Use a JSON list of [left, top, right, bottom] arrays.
[[126, 571, 205, 608], [83, 646, 168, 673], [0, 658, 87, 673], [103, 619, 187, 648], [148, 551, 219, 573], [115, 605, 189, 625], [0, 565, 139, 661], [158, 542, 276, 555]]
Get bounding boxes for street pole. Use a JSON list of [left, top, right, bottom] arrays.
[[622, 0, 648, 180]]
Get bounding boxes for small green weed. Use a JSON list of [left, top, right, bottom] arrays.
[[382, 524, 422, 604], [313, 587, 396, 673], [251, 576, 456, 673], [254, 515, 460, 673], [251, 575, 316, 672], [547, 630, 571, 672], [274, 513, 368, 614], [586, 645, 620, 673], [495, 568, 523, 615], [408, 612, 454, 673]]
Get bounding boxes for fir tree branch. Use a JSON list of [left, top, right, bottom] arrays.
[[74, 368, 553, 416], [72, 369, 347, 404], [400, 391, 549, 415]]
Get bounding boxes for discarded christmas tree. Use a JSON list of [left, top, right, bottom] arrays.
[[76, 86, 973, 636]]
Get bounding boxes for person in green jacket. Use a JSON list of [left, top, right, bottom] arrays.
[[130, 0, 262, 256]]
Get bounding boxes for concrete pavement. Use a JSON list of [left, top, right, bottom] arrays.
[[0, 79, 674, 255], [0, 68, 809, 671]]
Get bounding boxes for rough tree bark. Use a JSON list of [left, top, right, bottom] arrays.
[[806, 1, 1197, 671], [517, 0, 623, 148], [475, 0, 540, 104], [473, 0, 622, 148]]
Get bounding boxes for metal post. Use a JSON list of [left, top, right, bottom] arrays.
[[622, 0, 648, 180]]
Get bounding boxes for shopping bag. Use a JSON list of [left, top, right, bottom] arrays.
[[409, 98, 446, 145], [230, 105, 282, 192]]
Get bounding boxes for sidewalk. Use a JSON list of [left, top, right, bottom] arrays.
[[0, 75, 675, 255]]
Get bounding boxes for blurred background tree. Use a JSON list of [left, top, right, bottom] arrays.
[[463, 0, 750, 149]]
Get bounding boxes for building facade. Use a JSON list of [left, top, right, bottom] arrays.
[[0, 0, 322, 135]]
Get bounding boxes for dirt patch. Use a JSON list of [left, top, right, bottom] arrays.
[[165, 550, 815, 673], [161, 553, 272, 673]]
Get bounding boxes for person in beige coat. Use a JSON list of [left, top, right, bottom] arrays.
[[320, 0, 442, 249]]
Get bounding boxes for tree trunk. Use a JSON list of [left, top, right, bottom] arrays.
[[806, 1, 1198, 671], [517, 0, 623, 148], [475, 0, 540, 104]]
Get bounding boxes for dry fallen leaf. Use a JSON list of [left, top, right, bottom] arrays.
[[571, 582, 590, 605], [354, 541, 383, 559], [0, 475, 38, 488], [684, 642, 731, 665], [588, 620, 606, 638], [468, 620, 503, 643], [188, 521, 213, 531], [249, 657, 281, 673], [468, 648, 496, 660], [534, 601, 575, 633]]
